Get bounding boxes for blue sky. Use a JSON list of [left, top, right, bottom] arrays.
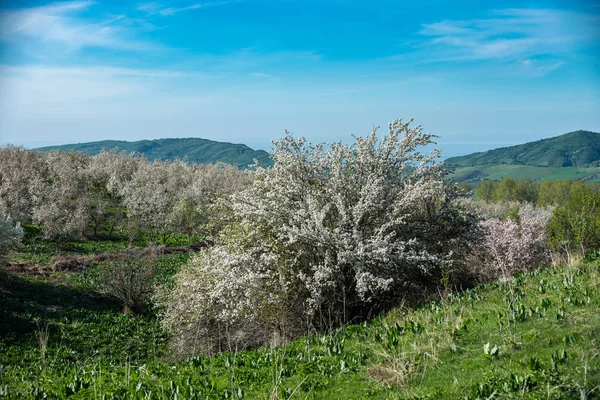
[[0, 0, 599, 157]]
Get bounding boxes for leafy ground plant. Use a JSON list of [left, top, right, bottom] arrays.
[[1, 242, 598, 399]]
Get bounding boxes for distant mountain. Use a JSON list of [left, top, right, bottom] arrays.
[[37, 138, 273, 168], [445, 130, 600, 184], [445, 130, 600, 168]]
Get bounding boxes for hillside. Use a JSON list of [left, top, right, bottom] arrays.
[[444, 130, 600, 183], [445, 130, 600, 168], [449, 164, 600, 184], [37, 138, 273, 168], [2, 242, 599, 398]]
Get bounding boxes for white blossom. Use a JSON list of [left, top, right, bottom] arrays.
[[162, 118, 482, 356]]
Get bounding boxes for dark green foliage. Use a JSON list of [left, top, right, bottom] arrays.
[[446, 130, 600, 168], [449, 164, 600, 184], [474, 178, 600, 206], [475, 178, 538, 203], [548, 185, 600, 254], [36, 138, 273, 169]]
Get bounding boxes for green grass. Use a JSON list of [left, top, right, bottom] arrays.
[[449, 164, 600, 184], [1, 249, 599, 399], [7, 238, 133, 265]]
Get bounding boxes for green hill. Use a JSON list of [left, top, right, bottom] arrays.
[[445, 130, 600, 168], [36, 138, 273, 168], [445, 130, 600, 183]]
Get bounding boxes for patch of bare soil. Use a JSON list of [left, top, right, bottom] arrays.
[[5, 241, 213, 276]]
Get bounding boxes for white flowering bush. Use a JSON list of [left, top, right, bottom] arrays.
[[161, 118, 482, 356], [157, 223, 299, 356], [119, 160, 194, 242], [0, 146, 252, 243], [470, 203, 552, 279], [0, 201, 23, 256], [30, 151, 93, 241], [167, 163, 253, 242], [0, 146, 44, 223]]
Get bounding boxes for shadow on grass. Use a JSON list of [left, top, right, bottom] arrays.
[[0, 271, 122, 344]]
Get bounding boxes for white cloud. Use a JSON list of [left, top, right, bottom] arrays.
[[0, 1, 154, 51], [417, 8, 599, 66], [136, 1, 238, 17], [519, 59, 565, 78]]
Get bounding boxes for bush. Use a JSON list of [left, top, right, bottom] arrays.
[[468, 203, 552, 280], [161, 118, 482, 357], [0, 201, 23, 258], [157, 239, 299, 357], [475, 179, 537, 203], [548, 185, 600, 256], [97, 257, 156, 315], [463, 199, 522, 221]]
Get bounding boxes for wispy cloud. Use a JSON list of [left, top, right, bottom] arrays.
[[417, 8, 600, 66], [0, 65, 215, 114], [0, 1, 154, 51], [0, 65, 204, 106], [519, 58, 565, 78], [136, 1, 238, 17], [1, 65, 206, 79]]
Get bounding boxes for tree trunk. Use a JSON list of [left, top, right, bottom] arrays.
[[122, 304, 134, 315]]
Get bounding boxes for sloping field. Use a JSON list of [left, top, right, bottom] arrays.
[[1, 251, 599, 399], [449, 164, 600, 184]]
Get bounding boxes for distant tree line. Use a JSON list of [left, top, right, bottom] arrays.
[[0, 146, 252, 245], [473, 178, 600, 206]]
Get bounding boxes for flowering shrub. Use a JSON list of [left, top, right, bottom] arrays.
[[161, 118, 482, 356], [470, 203, 552, 279], [157, 225, 299, 356], [0, 146, 44, 223], [30, 151, 95, 241], [0, 147, 252, 242], [0, 201, 23, 256]]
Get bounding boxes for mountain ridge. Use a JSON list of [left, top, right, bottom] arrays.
[[444, 130, 600, 168], [444, 130, 600, 183], [36, 137, 273, 168]]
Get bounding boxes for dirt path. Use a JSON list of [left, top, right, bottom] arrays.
[[5, 241, 213, 276]]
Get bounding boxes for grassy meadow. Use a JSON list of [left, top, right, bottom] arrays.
[[448, 164, 600, 184], [1, 238, 599, 399]]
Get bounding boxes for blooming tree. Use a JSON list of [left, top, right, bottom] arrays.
[[118, 159, 194, 242], [161, 118, 482, 356], [474, 203, 552, 279], [29, 151, 94, 241], [0, 146, 252, 243], [0, 201, 23, 256], [0, 146, 44, 222], [168, 163, 253, 242]]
